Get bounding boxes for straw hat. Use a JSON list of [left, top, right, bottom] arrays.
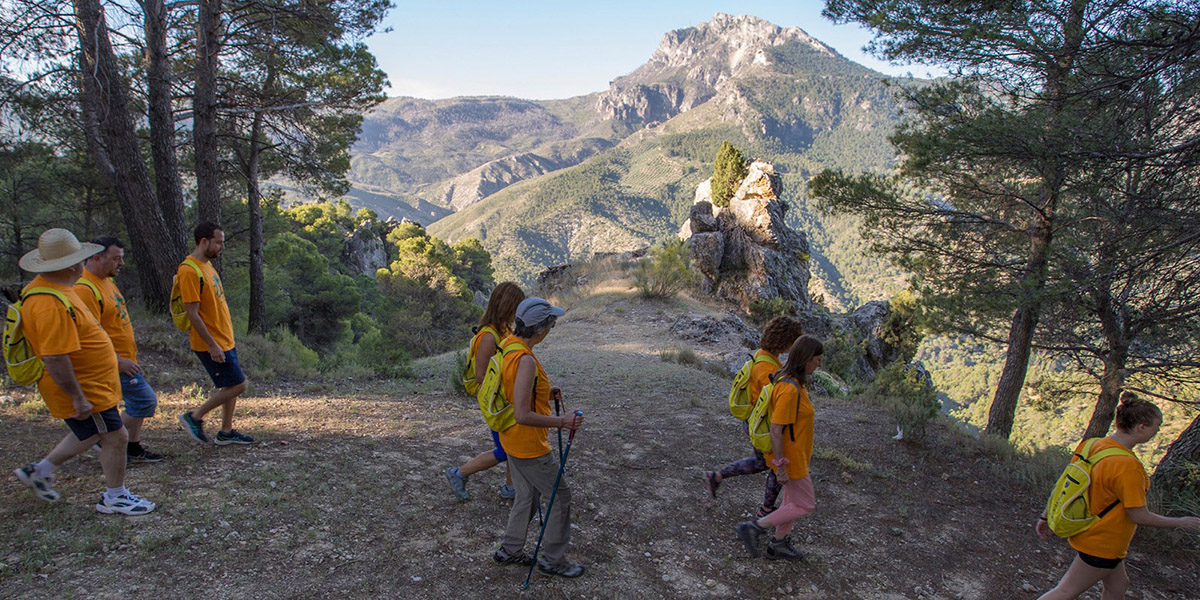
[[18, 229, 104, 273]]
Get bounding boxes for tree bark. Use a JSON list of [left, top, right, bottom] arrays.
[[1153, 413, 1200, 493], [194, 0, 223, 226], [246, 111, 266, 335], [142, 0, 188, 255], [73, 0, 175, 311]]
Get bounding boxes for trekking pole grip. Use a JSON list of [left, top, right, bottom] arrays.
[[568, 410, 583, 443]]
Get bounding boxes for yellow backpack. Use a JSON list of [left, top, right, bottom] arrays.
[[1044, 438, 1135, 537], [4, 287, 76, 386], [461, 325, 501, 397], [475, 338, 529, 433], [729, 352, 780, 421], [169, 258, 205, 331], [747, 373, 799, 453]]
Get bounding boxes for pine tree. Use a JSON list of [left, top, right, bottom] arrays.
[[711, 140, 747, 208]]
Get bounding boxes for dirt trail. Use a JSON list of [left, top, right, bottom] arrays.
[[2, 288, 1197, 599]]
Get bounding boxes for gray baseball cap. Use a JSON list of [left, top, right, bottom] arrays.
[[515, 297, 565, 329]]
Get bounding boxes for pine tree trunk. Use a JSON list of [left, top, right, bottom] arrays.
[[194, 0, 223, 226], [246, 112, 266, 336], [1083, 355, 1125, 440], [1153, 414, 1200, 493], [143, 0, 188, 255], [73, 0, 174, 311]]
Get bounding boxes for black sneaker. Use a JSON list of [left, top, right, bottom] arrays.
[[735, 520, 767, 558], [127, 446, 165, 463], [536, 557, 585, 578], [214, 429, 254, 445], [492, 547, 532, 566], [764, 536, 804, 561], [702, 470, 720, 498]]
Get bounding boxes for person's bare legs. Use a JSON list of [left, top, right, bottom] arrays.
[[45, 432, 100, 466], [460, 450, 501, 477], [96, 428, 128, 489], [123, 415, 144, 443], [1038, 555, 1122, 600], [189, 381, 247, 432]]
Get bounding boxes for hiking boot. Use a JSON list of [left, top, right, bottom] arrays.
[[14, 464, 61, 502], [536, 557, 585, 578], [498, 484, 516, 499], [445, 467, 469, 500], [755, 504, 776, 519], [178, 412, 209, 444], [95, 492, 156, 515], [764, 536, 804, 561], [214, 429, 254, 445], [702, 470, 720, 498], [127, 446, 165, 463], [735, 520, 767, 558], [492, 546, 532, 566]]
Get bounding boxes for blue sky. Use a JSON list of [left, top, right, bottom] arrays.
[[368, 1, 935, 100]]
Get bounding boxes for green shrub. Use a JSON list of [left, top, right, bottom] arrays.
[[748, 297, 793, 324], [450, 349, 468, 394], [811, 370, 849, 399], [866, 362, 940, 442], [712, 140, 748, 208], [822, 328, 860, 382], [659, 346, 730, 378], [238, 326, 321, 381], [357, 329, 414, 378], [635, 238, 697, 299]]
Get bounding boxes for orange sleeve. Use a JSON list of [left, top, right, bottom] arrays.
[[1107, 458, 1148, 509], [770, 383, 799, 426], [178, 263, 202, 303], [23, 297, 80, 356]]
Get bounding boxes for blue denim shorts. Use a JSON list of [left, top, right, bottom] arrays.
[[120, 373, 158, 418], [64, 406, 124, 441], [195, 347, 246, 388], [490, 429, 508, 463]]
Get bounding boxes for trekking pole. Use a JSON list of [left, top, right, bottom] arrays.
[[552, 388, 564, 461], [522, 410, 583, 589]]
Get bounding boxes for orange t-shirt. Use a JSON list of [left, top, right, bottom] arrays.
[[177, 257, 234, 352], [749, 349, 781, 405], [764, 377, 815, 480], [1069, 437, 1148, 559], [75, 269, 137, 362], [20, 276, 120, 418], [497, 336, 553, 459]]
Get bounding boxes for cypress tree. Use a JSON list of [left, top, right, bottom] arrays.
[[712, 140, 747, 208]]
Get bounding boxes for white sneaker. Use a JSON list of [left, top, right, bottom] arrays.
[[14, 464, 60, 502], [95, 492, 157, 515]]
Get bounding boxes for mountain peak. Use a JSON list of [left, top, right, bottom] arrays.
[[596, 14, 842, 124]]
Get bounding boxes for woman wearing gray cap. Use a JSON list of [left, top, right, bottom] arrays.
[[491, 297, 585, 578]]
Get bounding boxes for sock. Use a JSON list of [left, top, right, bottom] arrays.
[[34, 459, 56, 478], [105, 486, 129, 500]]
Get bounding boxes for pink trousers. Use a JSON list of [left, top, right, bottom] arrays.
[[758, 476, 815, 537]]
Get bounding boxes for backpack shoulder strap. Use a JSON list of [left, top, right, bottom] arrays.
[[183, 257, 205, 291], [21, 287, 76, 322], [76, 277, 103, 314], [753, 352, 781, 368]]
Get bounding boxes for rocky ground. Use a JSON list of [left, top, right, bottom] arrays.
[[2, 279, 1197, 599]]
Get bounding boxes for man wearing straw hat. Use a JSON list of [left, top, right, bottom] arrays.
[[11, 228, 157, 514]]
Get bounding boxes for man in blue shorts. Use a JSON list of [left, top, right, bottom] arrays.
[[76, 237, 164, 463], [176, 223, 252, 446]]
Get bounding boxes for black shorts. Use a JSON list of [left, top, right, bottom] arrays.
[[195, 347, 246, 388], [64, 406, 124, 441], [1079, 551, 1123, 570]]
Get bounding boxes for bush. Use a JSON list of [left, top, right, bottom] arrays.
[[712, 140, 748, 208], [450, 349, 469, 394], [865, 362, 941, 442], [238, 327, 321, 381], [748, 297, 794, 324], [822, 327, 860, 382], [810, 370, 849, 399], [635, 239, 697, 299]]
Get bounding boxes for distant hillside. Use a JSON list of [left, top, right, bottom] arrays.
[[348, 13, 912, 303]]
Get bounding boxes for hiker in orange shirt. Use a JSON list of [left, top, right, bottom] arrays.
[[492, 297, 585, 578], [704, 316, 804, 516], [446, 282, 525, 501], [76, 237, 164, 463], [11, 229, 156, 515], [176, 222, 251, 446], [1036, 393, 1200, 600], [735, 335, 823, 561]]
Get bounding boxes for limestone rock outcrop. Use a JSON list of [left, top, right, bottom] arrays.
[[342, 221, 391, 276], [679, 160, 811, 313]]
